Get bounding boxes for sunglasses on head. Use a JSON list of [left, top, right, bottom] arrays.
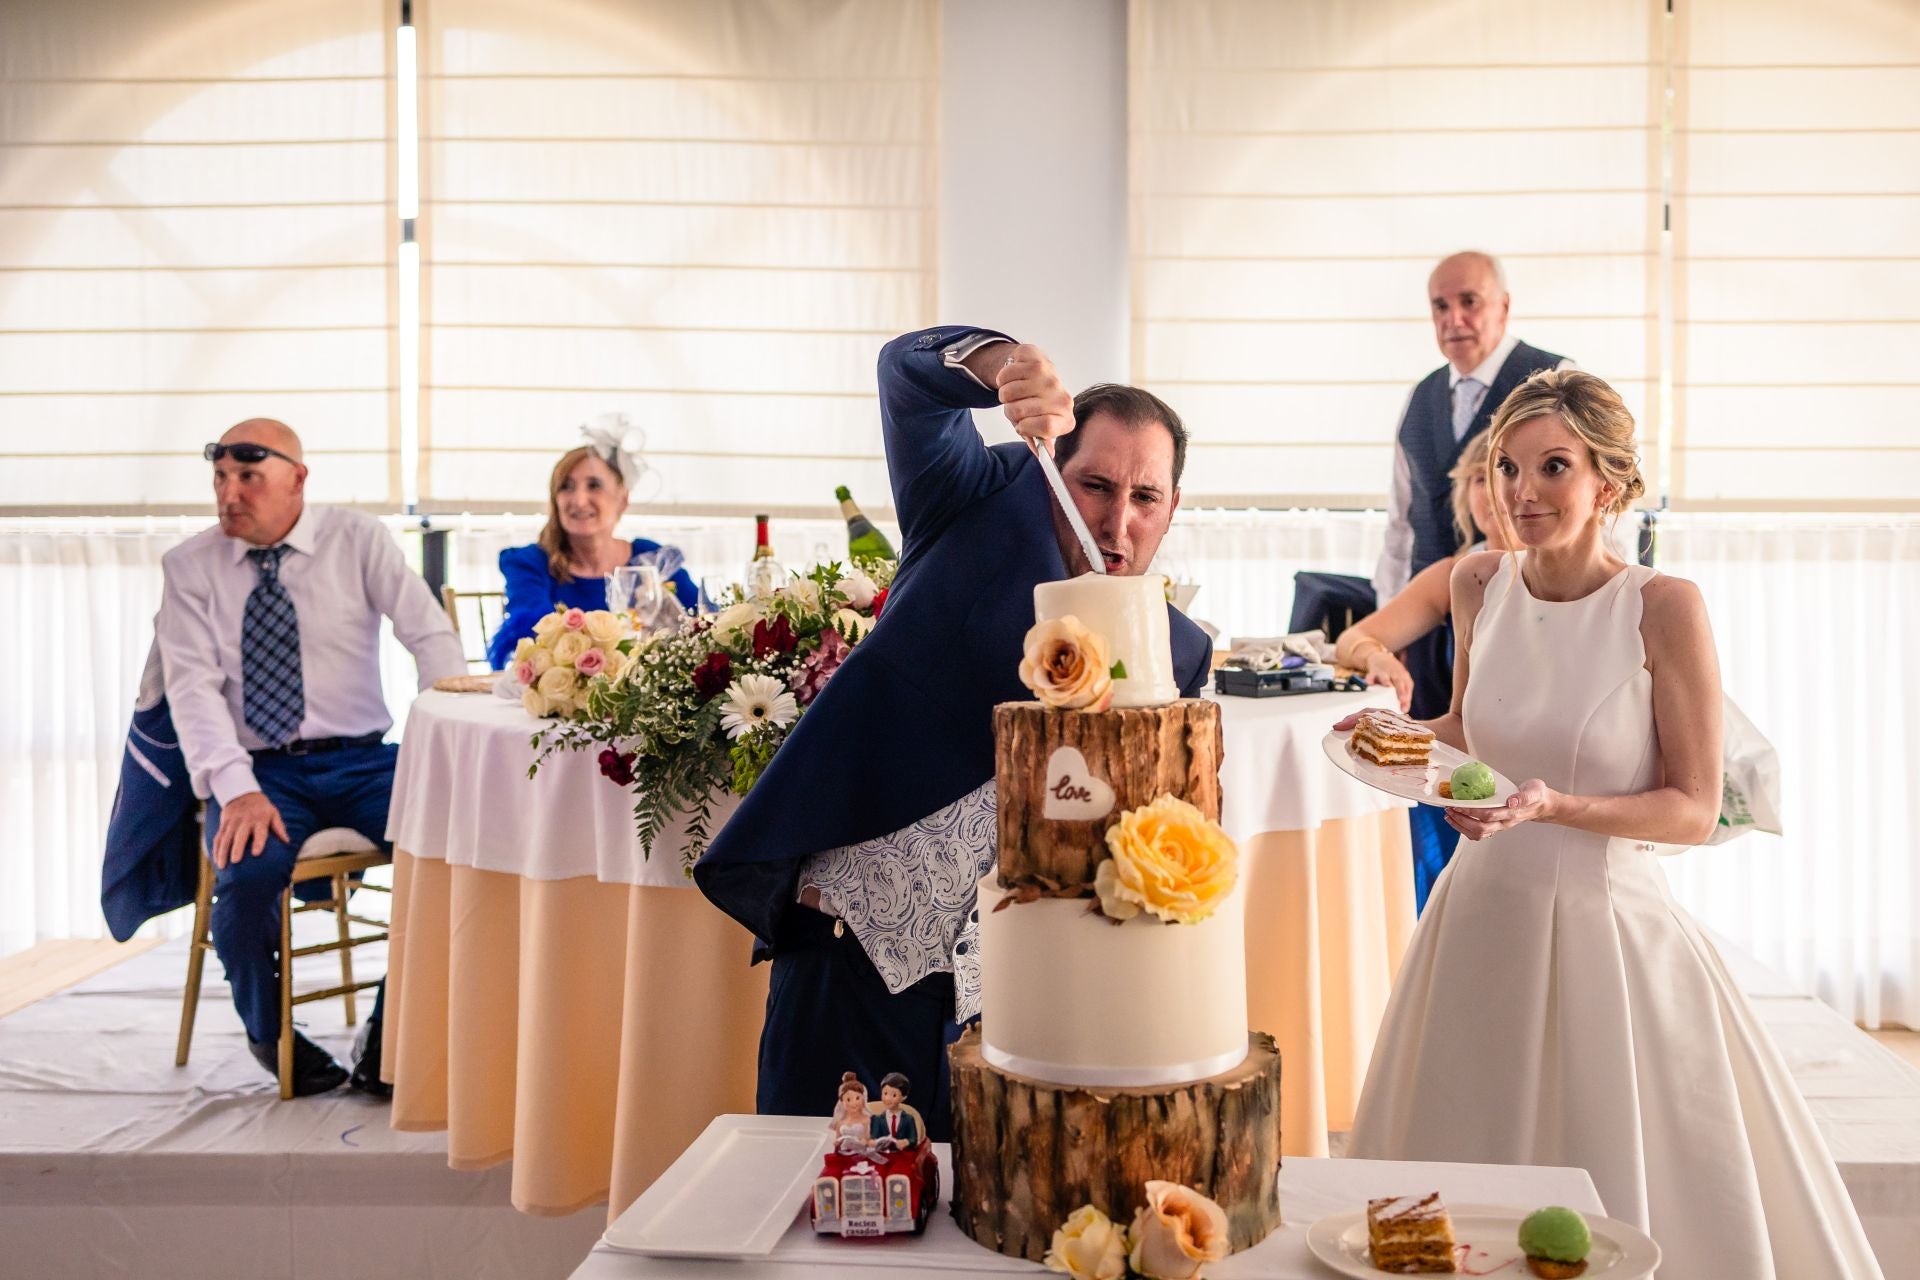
[[204, 442, 299, 467]]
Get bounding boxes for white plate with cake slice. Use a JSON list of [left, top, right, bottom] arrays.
[[1306, 1203, 1660, 1278], [1322, 722, 1518, 810]]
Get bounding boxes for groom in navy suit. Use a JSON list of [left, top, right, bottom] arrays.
[[695, 327, 1211, 1137]]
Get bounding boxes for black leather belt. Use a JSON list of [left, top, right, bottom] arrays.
[[252, 731, 387, 758]]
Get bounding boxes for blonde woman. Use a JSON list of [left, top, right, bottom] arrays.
[[1345, 370, 1880, 1277], [486, 440, 697, 670], [1336, 432, 1505, 712]]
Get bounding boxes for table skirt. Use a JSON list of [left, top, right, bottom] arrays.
[[1242, 808, 1415, 1158], [384, 851, 770, 1220]]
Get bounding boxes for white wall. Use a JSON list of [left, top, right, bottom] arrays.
[[940, 0, 1130, 441]]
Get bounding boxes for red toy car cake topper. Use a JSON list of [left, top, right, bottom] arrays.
[[810, 1070, 939, 1238]]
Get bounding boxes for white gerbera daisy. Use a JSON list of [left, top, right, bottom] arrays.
[[720, 672, 799, 740]]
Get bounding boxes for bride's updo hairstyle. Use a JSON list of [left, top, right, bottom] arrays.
[[1483, 368, 1646, 539]]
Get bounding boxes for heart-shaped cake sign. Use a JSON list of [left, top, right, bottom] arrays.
[[1042, 746, 1116, 821]]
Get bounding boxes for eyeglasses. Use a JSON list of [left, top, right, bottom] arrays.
[[204, 442, 300, 467]]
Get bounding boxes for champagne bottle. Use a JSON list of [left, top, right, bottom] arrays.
[[744, 513, 783, 598], [835, 485, 896, 560]]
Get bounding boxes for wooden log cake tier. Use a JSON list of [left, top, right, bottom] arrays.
[[993, 698, 1222, 891], [948, 1027, 1283, 1262]]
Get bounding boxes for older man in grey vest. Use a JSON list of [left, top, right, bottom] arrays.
[[1373, 251, 1570, 721]]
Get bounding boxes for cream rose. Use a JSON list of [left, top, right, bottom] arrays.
[[521, 686, 552, 718], [1100, 795, 1238, 925], [536, 665, 578, 701], [711, 600, 762, 646], [786, 578, 823, 615], [1044, 1205, 1129, 1280], [599, 646, 630, 680], [522, 646, 554, 680], [532, 610, 567, 642], [1019, 616, 1114, 711], [550, 630, 592, 665], [1127, 1182, 1230, 1280], [584, 610, 625, 644], [512, 637, 538, 664], [831, 608, 875, 643], [835, 571, 877, 610]]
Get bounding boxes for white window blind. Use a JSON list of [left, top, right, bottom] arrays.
[[1129, 0, 1664, 506], [1672, 0, 1920, 510], [417, 0, 937, 515], [0, 0, 396, 512]]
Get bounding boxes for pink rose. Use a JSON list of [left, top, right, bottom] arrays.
[[563, 607, 587, 631], [515, 659, 537, 686], [575, 647, 607, 677]]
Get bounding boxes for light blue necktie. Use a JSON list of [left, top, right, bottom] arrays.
[[1452, 377, 1487, 440], [242, 545, 304, 746]]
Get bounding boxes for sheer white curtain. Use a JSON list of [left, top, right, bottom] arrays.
[[1658, 514, 1920, 1028]]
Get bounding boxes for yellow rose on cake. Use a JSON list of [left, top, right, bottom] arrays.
[[1127, 1182, 1230, 1280], [1044, 1205, 1129, 1280], [1019, 615, 1114, 711], [1094, 795, 1238, 925]]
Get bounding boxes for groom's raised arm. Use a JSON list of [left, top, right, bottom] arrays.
[[877, 326, 1022, 553]]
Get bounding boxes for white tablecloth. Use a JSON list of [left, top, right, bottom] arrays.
[[389, 686, 1407, 889], [387, 689, 737, 888], [570, 1148, 1605, 1279], [1207, 685, 1410, 840]]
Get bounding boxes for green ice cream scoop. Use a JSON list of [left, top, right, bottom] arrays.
[[1518, 1206, 1591, 1262], [1450, 760, 1497, 802]]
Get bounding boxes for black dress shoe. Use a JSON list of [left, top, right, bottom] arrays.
[[248, 1030, 349, 1096], [348, 1013, 392, 1099]]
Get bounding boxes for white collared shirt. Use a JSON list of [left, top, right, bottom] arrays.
[[1374, 334, 1574, 601], [156, 504, 465, 804]]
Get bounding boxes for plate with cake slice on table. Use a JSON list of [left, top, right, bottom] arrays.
[[1322, 708, 1518, 809], [1305, 1194, 1660, 1278]]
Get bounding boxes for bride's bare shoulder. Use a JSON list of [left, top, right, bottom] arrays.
[[1640, 572, 1714, 652]]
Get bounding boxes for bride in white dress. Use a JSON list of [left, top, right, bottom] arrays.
[[1346, 369, 1881, 1278]]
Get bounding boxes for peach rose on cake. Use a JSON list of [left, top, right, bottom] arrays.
[[1019, 616, 1114, 711], [1044, 1205, 1129, 1280], [1096, 795, 1238, 925], [1127, 1182, 1230, 1280], [550, 629, 592, 666]]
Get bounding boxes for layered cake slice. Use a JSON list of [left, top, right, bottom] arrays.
[[1349, 708, 1435, 767], [1366, 1193, 1458, 1273]]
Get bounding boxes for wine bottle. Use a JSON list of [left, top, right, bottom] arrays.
[[744, 513, 783, 598], [835, 485, 896, 560]]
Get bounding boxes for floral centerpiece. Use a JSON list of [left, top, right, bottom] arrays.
[[530, 558, 894, 874]]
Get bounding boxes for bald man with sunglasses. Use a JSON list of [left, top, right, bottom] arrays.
[[155, 419, 463, 1094]]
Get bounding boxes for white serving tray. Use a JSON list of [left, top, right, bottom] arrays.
[[601, 1114, 828, 1259]]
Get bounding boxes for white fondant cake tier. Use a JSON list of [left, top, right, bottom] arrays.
[[976, 873, 1249, 1087], [1033, 572, 1178, 708]]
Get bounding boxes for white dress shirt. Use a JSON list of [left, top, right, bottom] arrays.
[[156, 504, 465, 804]]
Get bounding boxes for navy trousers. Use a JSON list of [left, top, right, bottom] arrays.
[[756, 908, 965, 1141], [204, 743, 396, 1044], [1408, 803, 1462, 914]]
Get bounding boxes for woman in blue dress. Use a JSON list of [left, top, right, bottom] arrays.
[[486, 439, 699, 669]]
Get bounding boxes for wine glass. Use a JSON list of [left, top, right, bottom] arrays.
[[606, 564, 664, 630]]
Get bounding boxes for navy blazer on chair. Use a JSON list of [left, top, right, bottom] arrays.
[[99, 644, 201, 942], [694, 326, 1213, 953]]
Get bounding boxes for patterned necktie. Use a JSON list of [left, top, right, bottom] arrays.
[[242, 545, 304, 746], [1452, 377, 1487, 440]]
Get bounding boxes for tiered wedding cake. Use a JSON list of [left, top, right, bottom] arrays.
[[949, 573, 1282, 1263]]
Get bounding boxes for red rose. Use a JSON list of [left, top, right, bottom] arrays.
[[751, 614, 798, 660], [870, 586, 888, 619], [691, 651, 732, 702], [597, 747, 637, 787]]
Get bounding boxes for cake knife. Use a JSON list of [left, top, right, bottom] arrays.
[[1025, 436, 1107, 575]]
